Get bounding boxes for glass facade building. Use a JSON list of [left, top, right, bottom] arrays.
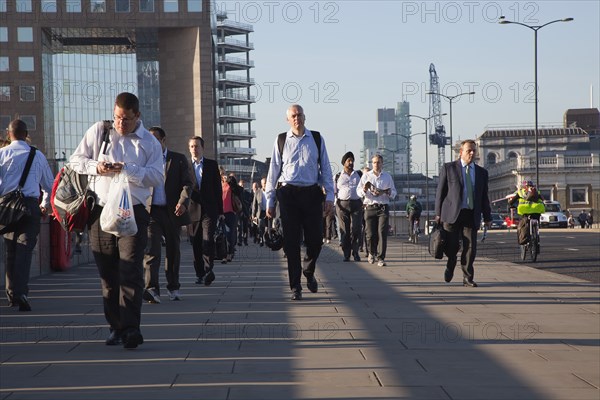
[[1, 0, 217, 164]]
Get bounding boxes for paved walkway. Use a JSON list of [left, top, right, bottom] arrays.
[[1, 238, 599, 400]]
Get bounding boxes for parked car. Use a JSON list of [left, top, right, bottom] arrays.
[[540, 201, 568, 228], [482, 213, 506, 230]]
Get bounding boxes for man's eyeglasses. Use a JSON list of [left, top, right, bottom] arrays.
[[114, 114, 137, 123]]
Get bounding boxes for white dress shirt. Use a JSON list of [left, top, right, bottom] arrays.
[[356, 170, 397, 205], [70, 120, 164, 207]]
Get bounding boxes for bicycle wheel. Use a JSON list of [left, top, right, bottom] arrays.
[[529, 239, 537, 262], [520, 244, 527, 261], [414, 229, 419, 244]]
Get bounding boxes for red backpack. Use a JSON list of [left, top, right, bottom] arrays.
[[50, 121, 111, 232]]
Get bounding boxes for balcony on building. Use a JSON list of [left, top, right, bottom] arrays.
[[219, 146, 257, 157], [217, 126, 256, 141], [217, 89, 255, 106]]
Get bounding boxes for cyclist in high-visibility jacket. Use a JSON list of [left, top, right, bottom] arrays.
[[508, 180, 545, 219]]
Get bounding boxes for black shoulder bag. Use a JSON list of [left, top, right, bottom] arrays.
[[0, 147, 38, 234]]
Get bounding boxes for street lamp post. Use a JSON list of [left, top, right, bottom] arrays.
[[426, 91, 475, 162], [378, 147, 399, 236], [406, 113, 446, 229], [499, 16, 573, 187]]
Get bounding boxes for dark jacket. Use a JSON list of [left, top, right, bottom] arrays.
[[188, 157, 223, 221], [164, 150, 193, 226], [435, 160, 492, 229]]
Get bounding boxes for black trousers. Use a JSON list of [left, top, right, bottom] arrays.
[[364, 204, 389, 261], [336, 199, 363, 259], [144, 206, 182, 293], [4, 197, 41, 301], [89, 204, 150, 334], [277, 184, 324, 291], [191, 213, 216, 278], [443, 209, 477, 281]]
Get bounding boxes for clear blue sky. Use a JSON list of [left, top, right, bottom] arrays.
[[216, 0, 600, 174]]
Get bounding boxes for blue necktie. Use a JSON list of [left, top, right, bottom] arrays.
[[466, 164, 474, 209]]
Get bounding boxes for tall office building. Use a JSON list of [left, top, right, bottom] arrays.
[[0, 0, 219, 161], [370, 104, 411, 175], [215, 10, 256, 180]]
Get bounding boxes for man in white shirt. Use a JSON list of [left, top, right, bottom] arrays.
[[70, 92, 164, 349], [334, 151, 363, 262], [357, 154, 397, 266], [0, 119, 54, 311]]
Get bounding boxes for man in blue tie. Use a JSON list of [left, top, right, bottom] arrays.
[[187, 136, 222, 286], [435, 139, 492, 287]]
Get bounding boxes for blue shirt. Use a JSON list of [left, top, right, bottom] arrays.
[[265, 129, 334, 208], [0, 140, 54, 207]]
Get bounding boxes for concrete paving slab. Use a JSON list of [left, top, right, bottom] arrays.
[[1, 237, 598, 400]]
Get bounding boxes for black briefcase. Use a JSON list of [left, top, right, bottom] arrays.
[[428, 222, 447, 260]]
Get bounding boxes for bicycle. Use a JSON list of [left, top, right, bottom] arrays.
[[520, 215, 540, 262], [408, 217, 420, 244]]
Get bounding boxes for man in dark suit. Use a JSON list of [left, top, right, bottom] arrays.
[[143, 127, 193, 303], [435, 139, 491, 287], [188, 136, 222, 286]]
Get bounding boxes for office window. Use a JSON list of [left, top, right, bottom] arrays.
[[17, 27, 33, 42], [0, 27, 7, 42], [0, 56, 8, 72], [16, 0, 32, 12], [91, 0, 105, 12], [140, 0, 154, 12], [188, 0, 201, 12], [41, 0, 57, 12], [66, 0, 81, 12], [116, 0, 130, 12], [0, 116, 10, 131], [20, 85, 35, 101], [19, 57, 34, 72], [164, 0, 178, 12], [0, 0, 6, 12], [570, 187, 588, 204], [0, 85, 9, 101], [21, 115, 36, 131]]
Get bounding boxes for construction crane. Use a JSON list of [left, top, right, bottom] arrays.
[[428, 63, 447, 171]]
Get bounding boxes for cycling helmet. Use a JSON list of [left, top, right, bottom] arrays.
[[410, 195, 417, 201], [264, 220, 284, 251], [522, 180, 534, 188]]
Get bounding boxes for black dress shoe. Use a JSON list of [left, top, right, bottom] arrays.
[[122, 329, 144, 349], [17, 295, 31, 312], [204, 270, 215, 286], [105, 330, 122, 346], [195, 277, 204, 285], [444, 269, 454, 283], [463, 280, 478, 287], [306, 276, 318, 293], [343, 257, 350, 262], [353, 254, 361, 262], [291, 290, 302, 301]]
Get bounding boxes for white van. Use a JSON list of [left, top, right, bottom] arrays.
[[540, 200, 568, 228]]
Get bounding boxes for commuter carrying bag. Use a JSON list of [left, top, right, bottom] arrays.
[[0, 147, 37, 234], [214, 220, 228, 260], [51, 120, 111, 232], [100, 176, 137, 237], [428, 222, 446, 260], [517, 217, 530, 245]]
